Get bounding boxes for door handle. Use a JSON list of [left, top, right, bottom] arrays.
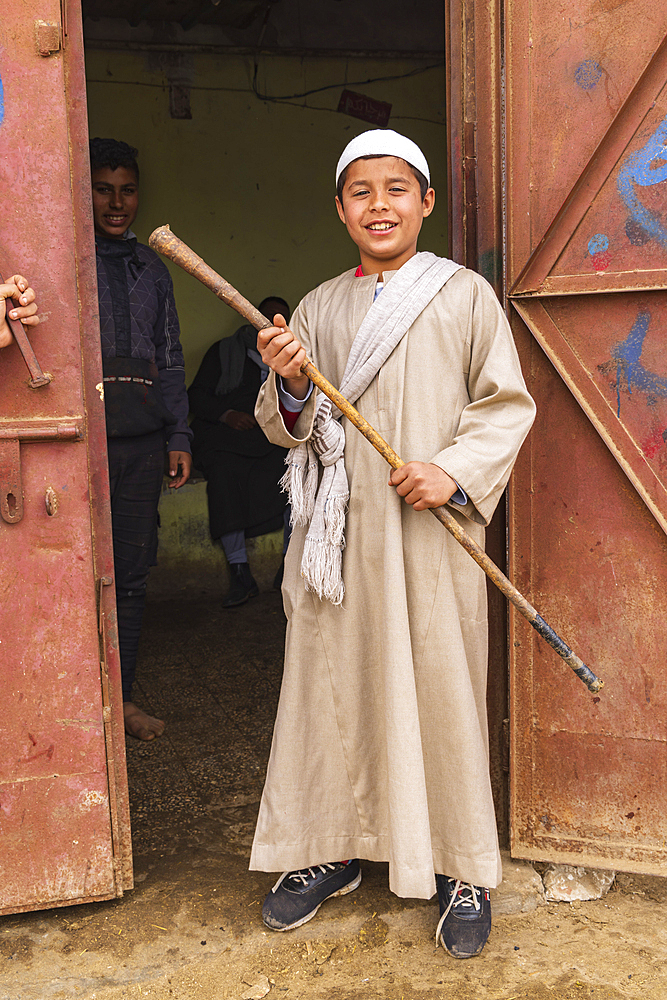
[[1, 272, 52, 388]]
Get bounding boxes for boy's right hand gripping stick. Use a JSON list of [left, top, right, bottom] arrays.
[[148, 225, 604, 696]]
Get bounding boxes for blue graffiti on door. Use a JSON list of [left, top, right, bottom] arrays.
[[602, 309, 667, 459], [617, 113, 667, 247], [610, 311, 667, 417]]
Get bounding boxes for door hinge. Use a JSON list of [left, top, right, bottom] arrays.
[[35, 21, 61, 57], [35, 0, 67, 56]]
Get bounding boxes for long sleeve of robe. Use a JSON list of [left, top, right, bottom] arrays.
[[250, 264, 536, 899]]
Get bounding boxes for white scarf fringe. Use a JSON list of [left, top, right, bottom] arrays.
[[280, 443, 318, 527], [301, 496, 347, 604]]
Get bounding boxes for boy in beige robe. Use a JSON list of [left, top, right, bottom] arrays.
[[251, 129, 536, 958]]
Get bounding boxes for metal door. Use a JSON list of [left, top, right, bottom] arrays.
[[447, 1, 667, 873], [507, 7, 667, 873], [0, 0, 131, 913]]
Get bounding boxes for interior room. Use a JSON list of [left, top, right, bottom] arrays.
[[82, 0, 448, 590]]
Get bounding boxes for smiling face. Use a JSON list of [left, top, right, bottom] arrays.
[[335, 156, 435, 275], [91, 166, 139, 239]]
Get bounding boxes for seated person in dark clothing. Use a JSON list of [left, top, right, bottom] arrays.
[[189, 297, 291, 607]]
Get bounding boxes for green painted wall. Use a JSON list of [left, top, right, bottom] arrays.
[[85, 50, 447, 592], [146, 479, 284, 598]]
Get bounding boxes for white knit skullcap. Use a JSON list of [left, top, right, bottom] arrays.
[[335, 129, 430, 185]]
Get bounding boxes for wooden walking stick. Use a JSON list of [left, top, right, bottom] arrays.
[[149, 225, 603, 695]]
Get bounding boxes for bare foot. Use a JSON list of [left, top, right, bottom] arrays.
[[123, 702, 165, 741]]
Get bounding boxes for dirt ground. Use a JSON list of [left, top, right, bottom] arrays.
[[2, 590, 667, 1000]]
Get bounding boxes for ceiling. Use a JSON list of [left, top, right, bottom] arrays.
[[81, 0, 445, 55], [82, 0, 268, 31]]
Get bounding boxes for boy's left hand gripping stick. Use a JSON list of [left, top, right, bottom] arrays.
[[148, 225, 604, 696]]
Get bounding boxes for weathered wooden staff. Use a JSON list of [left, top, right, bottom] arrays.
[[149, 224, 603, 695]]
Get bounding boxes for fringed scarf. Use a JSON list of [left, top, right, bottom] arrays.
[[281, 252, 463, 604]]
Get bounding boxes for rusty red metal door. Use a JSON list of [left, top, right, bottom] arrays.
[[507, 8, 667, 874], [0, 0, 131, 913], [448, 2, 667, 873]]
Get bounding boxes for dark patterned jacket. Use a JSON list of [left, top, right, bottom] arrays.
[[95, 232, 192, 453]]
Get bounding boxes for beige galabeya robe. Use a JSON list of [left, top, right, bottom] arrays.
[[251, 264, 536, 899]]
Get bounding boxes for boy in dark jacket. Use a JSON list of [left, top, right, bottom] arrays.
[[91, 137, 192, 740]]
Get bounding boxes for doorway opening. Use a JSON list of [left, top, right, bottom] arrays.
[[79, 0, 460, 859]]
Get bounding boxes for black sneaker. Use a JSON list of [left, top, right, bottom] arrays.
[[222, 563, 259, 608], [435, 876, 491, 958], [262, 860, 361, 931]]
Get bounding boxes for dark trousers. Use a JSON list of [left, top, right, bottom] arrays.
[[107, 430, 165, 701]]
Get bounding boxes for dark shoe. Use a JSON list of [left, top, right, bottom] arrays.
[[435, 876, 491, 958], [262, 860, 361, 931], [272, 555, 285, 591], [222, 562, 259, 609]]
